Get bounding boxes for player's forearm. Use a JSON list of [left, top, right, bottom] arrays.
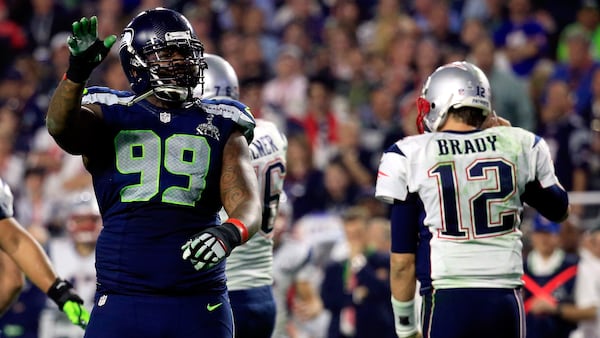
[[0, 219, 58, 293], [220, 134, 262, 238], [46, 78, 86, 140], [0, 251, 23, 315], [390, 253, 416, 301]]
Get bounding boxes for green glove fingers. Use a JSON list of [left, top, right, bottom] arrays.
[[68, 16, 99, 56], [104, 34, 117, 49], [65, 15, 115, 83], [62, 300, 91, 329]]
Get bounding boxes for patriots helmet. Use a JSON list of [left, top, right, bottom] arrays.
[[65, 191, 102, 244], [416, 61, 492, 133], [119, 7, 206, 103], [193, 53, 239, 100]]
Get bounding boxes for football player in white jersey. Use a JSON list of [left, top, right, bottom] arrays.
[[39, 191, 101, 338], [196, 54, 287, 338], [375, 61, 570, 338], [0, 178, 91, 328]]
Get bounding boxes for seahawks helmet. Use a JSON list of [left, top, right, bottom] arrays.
[[119, 7, 206, 103], [416, 61, 492, 133], [193, 53, 239, 100]]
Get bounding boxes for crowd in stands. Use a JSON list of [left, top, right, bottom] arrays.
[[0, 0, 599, 337]]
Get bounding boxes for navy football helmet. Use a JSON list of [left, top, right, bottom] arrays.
[[119, 7, 206, 103]]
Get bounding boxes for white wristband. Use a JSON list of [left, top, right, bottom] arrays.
[[391, 297, 417, 338]]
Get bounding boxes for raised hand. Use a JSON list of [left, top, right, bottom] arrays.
[[65, 16, 117, 83]]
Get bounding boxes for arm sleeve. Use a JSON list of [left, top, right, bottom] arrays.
[[390, 194, 421, 254]]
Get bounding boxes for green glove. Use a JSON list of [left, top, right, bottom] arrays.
[[47, 278, 91, 329], [65, 16, 117, 83], [62, 300, 91, 329]]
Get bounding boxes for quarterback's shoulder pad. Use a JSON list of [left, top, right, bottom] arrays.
[[0, 179, 14, 219], [82, 86, 136, 106], [200, 98, 256, 143]]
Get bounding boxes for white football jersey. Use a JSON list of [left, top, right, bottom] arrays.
[[226, 119, 287, 290], [376, 127, 560, 289], [39, 237, 96, 338]]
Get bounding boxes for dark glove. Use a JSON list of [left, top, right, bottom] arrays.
[[181, 222, 244, 271], [65, 16, 117, 83], [47, 278, 90, 329]]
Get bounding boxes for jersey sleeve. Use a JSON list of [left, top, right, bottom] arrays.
[[201, 98, 256, 143], [530, 135, 560, 188], [375, 144, 409, 204], [0, 179, 14, 219]]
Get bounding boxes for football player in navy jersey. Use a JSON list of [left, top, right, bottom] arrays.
[[0, 178, 90, 328], [46, 8, 262, 338]]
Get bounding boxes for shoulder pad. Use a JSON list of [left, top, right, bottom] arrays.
[[0, 179, 14, 219], [200, 98, 256, 143], [82, 86, 136, 106]]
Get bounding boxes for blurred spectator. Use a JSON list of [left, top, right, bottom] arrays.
[[262, 45, 308, 123], [356, 0, 408, 57], [556, 0, 600, 62], [523, 214, 579, 338], [332, 119, 377, 191], [493, 0, 549, 79], [357, 86, 401, 157], [320, 207, 395, 338], [325, 0, 361, 35], [559, 216, 584, 256], [274, 211, 345, 338], [272, 0, 324, 44], [572, 226, 600, 338], [284, 133, 323, 221], [550, 26, 600, 120], [279, 19, 314, 64], [298, 76, 339, 169], [39, 191, 100, 338], [0, 129, 24, 191], [366, 217, 391, 255], [183, 3, 220, 53], [13, 166, 53, 231], [470, 36, 536, 130], [0, 0, 27, 76], [538, 80, 591, 199], [239, 5, 279, 69], [24, 0, 76, 62], [238, 36, 270, 84], [425, 0, 463, 53]]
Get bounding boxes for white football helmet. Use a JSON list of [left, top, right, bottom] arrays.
[[66, 191, 102, 244], [416, 61, 492, 133], [193, 54, 239, 100]]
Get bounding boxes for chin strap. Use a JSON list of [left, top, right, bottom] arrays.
[[126, 90, 154, 107]]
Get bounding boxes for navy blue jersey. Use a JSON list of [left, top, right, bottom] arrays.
[[81, 87, 255, 296]]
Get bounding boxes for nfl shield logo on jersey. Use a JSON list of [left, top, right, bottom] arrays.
[[160, 112, 171, 123]]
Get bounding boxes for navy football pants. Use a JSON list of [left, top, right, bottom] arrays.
[[84, 291, 233, 338], [421, 288, 525, 338], [229, 285, 276, 338]]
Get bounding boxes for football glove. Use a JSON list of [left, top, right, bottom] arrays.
[[65, 16, 116, 83], [181, 222, 243, 271], [47, 278, 90, 329]]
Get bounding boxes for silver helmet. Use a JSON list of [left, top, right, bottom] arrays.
[[416, 61, 492, 133], [193, 54, 239, 100]]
